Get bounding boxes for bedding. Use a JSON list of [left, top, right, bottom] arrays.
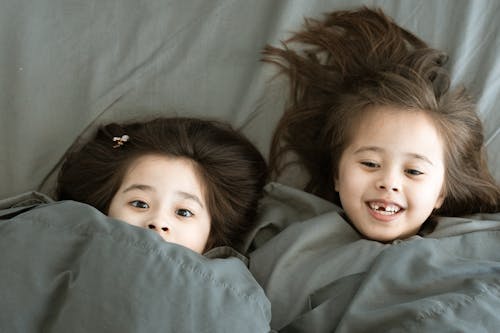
[[0, 196, 271, 332], [248, 183, 500, 332], [1, 1, 500, 332]]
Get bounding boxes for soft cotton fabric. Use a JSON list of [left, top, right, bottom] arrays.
[[0, 198, 271, 333]]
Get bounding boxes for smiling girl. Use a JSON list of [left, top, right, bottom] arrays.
[[56, 117, 267, 253], [333, 106, 446, 241], [265, 7, 500, 241]]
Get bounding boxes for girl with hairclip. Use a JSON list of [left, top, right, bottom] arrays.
[[1, 116, 271, 332], [56, 117, 268, 254]]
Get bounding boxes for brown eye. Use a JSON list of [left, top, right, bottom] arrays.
[[176, 209, 193, 217], [361, 161, 380, 168], [406, 169, 424, 176], [130, 200, 149, 209]]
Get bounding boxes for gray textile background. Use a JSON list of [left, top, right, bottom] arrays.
[[1, 0, 499, 199]]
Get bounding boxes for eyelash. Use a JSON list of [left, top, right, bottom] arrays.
[[129, 201, 194, 217], [360, 161, 379, 168], [360, 162, 424, 176], [176, 209, 193, 218], [130, 200, 149, 209], [405, 169, 424, 176]]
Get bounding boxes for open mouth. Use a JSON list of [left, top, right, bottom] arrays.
[[367, 201, 403, 216]]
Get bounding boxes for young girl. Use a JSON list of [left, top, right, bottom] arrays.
[[56, 117, 268, 254], [264, 7, 500, 242]]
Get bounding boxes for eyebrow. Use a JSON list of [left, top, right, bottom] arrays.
[[122, 184, 204, 208], [353, 146, 434, 166]]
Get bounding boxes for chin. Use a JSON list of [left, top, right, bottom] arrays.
[[362, 230, 398, 243]]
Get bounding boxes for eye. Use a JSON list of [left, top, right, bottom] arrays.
[[405, 169, 424, 176], [360, 161, 380, 168], [130, 200, 149, 209], [176, 209, 193, 218]]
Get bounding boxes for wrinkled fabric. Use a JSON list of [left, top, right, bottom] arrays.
[[0, 199, 271, 333], [250, 183, 500, 332]]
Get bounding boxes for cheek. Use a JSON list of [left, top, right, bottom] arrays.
[[334, 161, 347, 192], [202, 219, 212, 240], [107, 199, 119, 217], [107, 196, 129, 221], [433, 173, 446, 208], [336, 164, 361, 193], [430, 164, 446, 193]]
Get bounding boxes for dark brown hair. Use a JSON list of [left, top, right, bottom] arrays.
[[56, 117, 268, 252], [265, 7, 500, 215]]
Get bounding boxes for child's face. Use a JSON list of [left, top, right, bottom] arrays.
[[335, 106, 445, 242], [108, 154, 211, 253]]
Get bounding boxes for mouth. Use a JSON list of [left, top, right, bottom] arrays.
[[367, 201, 404, 216]]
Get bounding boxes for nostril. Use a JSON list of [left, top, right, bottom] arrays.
[[161, 227, 168, 231], [148, 224, 156, 230]]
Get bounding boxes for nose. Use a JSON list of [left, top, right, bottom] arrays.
[[376, 169, 402, 192], [147, 221, 169, 233]]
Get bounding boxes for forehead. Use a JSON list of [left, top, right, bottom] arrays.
[[122, 154, 206, 195], [125, 154, 193, 174], [346, 106, 444, 159]]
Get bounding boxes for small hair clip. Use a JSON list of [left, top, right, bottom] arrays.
[[112, 134, 129, 148]]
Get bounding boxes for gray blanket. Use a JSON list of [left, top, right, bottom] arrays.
[[0, 197, 271, 332], [249, 183, 500, 332], [2, 186, 499, 332]]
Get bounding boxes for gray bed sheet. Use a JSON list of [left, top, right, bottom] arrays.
[[249, 183, 500, 332], [0, 0, 499, 198], [0, 198, 271, 332]]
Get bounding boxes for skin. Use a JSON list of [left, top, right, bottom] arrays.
[[335, 106, 445, 242], [108, 154, 211, 253]]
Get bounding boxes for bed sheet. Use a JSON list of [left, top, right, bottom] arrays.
[[0, 0, 499, 199], [0, 198, 271, 332], [248, 183, 500, 331]]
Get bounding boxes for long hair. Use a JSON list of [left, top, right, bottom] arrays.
[[56, 117, 268, 251], [265, 7, 500, 215]]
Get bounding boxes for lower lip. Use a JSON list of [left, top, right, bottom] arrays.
[[366, 204, 402, 222]]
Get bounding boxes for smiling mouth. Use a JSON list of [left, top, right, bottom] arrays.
[[367, 201, 403, 215]]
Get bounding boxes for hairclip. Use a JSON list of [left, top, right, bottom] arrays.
[[112, 134, 130, 148]]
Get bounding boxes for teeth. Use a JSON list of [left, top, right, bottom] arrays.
[[369, 202, 401, 214]]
